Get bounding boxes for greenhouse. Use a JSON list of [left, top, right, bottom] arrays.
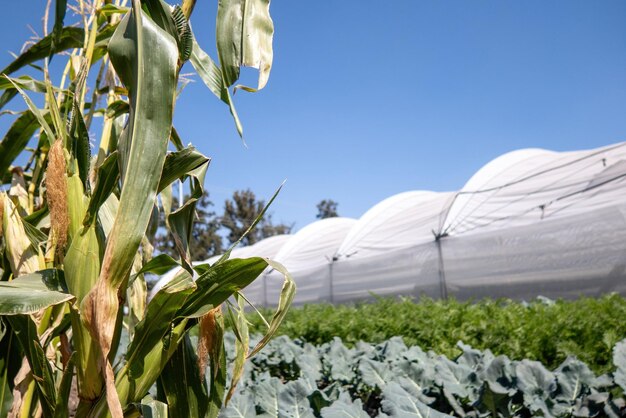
[[153, 141, 626, 305]]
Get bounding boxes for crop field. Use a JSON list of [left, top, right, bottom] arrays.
[[248, 294, 626, 374], [223, 333, 626, 417], [226, 295, 626, 417]]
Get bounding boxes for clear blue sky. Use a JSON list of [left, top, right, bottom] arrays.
[[2, 1, 626, 231]]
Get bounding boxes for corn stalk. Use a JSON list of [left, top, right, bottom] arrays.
[[0, 0, 293, 416]]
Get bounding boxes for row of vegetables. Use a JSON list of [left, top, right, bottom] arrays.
[[219, 334, 626, 417]]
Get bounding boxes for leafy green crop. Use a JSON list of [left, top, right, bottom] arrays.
[[221, 333, 626, 417], [247, 295, 626, 374]]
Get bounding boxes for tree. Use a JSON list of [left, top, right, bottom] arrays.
[[155, 192, 223, 261], [222, 189, 293, 246], [0, 1, 294, 416], [316, 199, 339, 219]]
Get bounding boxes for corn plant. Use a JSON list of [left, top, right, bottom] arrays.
[[0, 0, 294, 416]]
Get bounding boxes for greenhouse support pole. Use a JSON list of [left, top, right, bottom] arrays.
[[435, 234, 448, 300], [329, 260, 335, 303], [262, 272, 268, 308]]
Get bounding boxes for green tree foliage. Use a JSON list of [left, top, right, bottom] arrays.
[[222, 189, 292, 246], [316, 199, 339, 219]]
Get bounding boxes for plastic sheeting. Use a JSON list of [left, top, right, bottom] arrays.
[[152, 142, 626, 305]]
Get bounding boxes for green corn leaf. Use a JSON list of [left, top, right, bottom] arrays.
[[83, 1, 178, 305], [50, 0, 68, 58], [1, 24, 117, 77], [5, 76, 55, 148], [0, 27, 84, 76], [0, 321, 21, 412], [247, 259, 294, 358], [134, 253, 180, 277], [69, 103, 92, 192], [5, 315, 57, 417], [0, 90, 17, 112], [114, 270, 196, 406], [52, 353, 75, 418], [157, 147, 210, 194], [189, 36, 243, 138], [166, 198, 197, 269], [0, 75, 49, 93], [0, 270, 73, 315], [216, 0, 274, 91], [64, 224, 101, 303], [21, 220, 47, 249], [218, 182, 283, 264], [158, 334, 209, 418], [0, 111, 39, 182], [83, 151, 119, 227], [0, 76, 52, 111], [225, 295, 249, 404], [97, 4, 130, 17], [178, 257, 268, 319], [142, 0, 178, 42], [169, 127, 184, 151], [40, 314, 71, 349], [82, 6, 179, 397], [207, 308, 226, 418], [65, 169, 89, 240], [105, 100, 130, 119]]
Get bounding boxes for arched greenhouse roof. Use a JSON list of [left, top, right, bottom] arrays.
[[335, 191, 454, 260], [272, 217, 357, 272]]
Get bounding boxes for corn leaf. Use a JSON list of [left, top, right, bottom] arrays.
[[50, 0, 68, 58], [178, 257, 267, 319], [158, 334, 209, 417], [5, 76, 56, 148], [64, 224, 101, 303], [0, 111, 39, 183], [0, 321, 21, 409], [167, 198, 197, 269], [83, 151, 119, 227], [0, 75, 49, 93], [82, 5, 178, 414], [190, 36, 243, 138], [0, 76, 51, 111], [218, 182, 283, 264], [216, 0, 274, 91], [2, 195, 40, 276], [247, 259, 295, 358], [0, 27, 84, 76], [114, 271, 196, 406], [157, 147, 210, 194], [134, 253, 180, 276], [87, 6, 177, 287], [105, 100, 130, 119], [69, 104, 92, 192], [207, 309, 226, 418], [225, 295, 248, 403], [4, 315, 57, 417], [0, 270, 73, 315], [52, 353, 74, 418]]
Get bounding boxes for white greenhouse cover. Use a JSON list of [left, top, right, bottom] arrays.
[[152, 142, 626, 305]]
